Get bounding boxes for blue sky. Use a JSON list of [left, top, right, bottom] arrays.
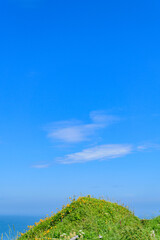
[[0, 0, 160, 218]]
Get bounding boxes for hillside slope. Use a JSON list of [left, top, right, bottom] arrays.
[[18, 196, 155, 240]]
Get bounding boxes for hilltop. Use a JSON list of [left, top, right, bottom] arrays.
[[18, 196, 159, 239]]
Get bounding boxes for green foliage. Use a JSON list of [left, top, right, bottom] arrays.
[[141, 216, 160, 239], [4, 196, 160, 239]]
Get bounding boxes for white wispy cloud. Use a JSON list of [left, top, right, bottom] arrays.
[[47, 111, 118, 143], [137, 143, 160, 151], [57, 144, 132, 164], [31, 164, 50, 169]]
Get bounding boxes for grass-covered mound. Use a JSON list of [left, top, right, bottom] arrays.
[[18, 196, 155, 240]]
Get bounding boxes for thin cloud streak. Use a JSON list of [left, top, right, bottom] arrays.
[[57, 144, 133, 164], [31, 164, 50, 169], [47, 111, 118, 143], [137, 143, 160, 151]]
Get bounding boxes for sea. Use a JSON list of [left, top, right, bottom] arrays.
[[0, 216, 42, 240]]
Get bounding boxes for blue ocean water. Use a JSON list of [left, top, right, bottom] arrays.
[[0, 216, 42, 240]]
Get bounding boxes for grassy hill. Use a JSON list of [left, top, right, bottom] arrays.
[[17, 196, 159, 240]]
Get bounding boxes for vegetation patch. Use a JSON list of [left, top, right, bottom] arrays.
[[8, 196, 160, 239]]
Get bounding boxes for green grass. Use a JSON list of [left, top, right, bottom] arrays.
[[3, 196, 160, 239]]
